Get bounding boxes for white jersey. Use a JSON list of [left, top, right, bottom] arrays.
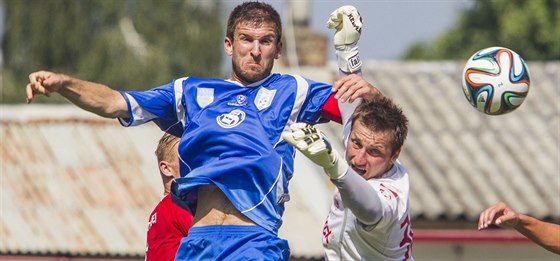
[[322, 162, 413, 261], [322, 99, 414, 260]]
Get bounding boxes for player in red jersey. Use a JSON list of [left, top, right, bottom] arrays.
[[146, 133, 194, 261]]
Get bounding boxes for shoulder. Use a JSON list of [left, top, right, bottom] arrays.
[[176, 76, 230, 86], [267, 73, 313, 86]]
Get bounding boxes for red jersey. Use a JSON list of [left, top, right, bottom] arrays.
[[146, 194, 194, 261]]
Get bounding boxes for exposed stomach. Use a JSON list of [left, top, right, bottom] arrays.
[[192, 185, 256, 226]]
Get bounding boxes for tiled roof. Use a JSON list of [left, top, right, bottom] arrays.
[[1, 106, 162, 257], [359, 61, 559, 221], [0, 61, 558, 258]]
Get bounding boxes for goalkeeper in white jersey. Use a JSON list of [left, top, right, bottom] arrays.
[[284, 97, 414, 260]]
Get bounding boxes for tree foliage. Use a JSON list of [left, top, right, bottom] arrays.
[[2, 0, 225, 103], [402, 0, 559, 60]]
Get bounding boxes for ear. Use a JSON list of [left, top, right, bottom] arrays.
[[274, 41, 283, 59], [159, 161, 174, 178], [224, 37, 233, 56], [390, 148, 401, 164]]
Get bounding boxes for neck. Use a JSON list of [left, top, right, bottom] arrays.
[[163, 182, 171, 196]]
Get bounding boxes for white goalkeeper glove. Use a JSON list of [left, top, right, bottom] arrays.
[[283, 123, 348, 180], [326, 5, 363, 73]]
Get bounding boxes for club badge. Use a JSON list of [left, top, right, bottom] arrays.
[[196, 87, 214, 108], [227, 95, 248, 107], [216, 109, 246, 129], [254, 87, 276, 111]]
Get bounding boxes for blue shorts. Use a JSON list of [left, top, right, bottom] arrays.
[[174, 225, 290, 261]]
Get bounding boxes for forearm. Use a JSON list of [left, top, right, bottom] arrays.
[[332, 170, 382, 225], [515, 214, 560, 254], [57, 75, 128, 118]]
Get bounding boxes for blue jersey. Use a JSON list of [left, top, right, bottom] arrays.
[[119, 73, 332, 233]]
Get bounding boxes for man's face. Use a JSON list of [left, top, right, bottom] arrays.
[[224, 21, 281, 85], [346, 120, 400, 180]]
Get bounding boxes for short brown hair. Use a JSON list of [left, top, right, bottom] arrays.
[[351, 97, 409, 155], [226, 1, 282, 43]]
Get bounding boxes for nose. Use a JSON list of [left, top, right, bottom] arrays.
[[250, 40, 261, 57], [352, 149, 367, 166]]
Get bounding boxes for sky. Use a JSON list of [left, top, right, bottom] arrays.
[[223, 0, 474, 60], [0, 1, 474, 66]]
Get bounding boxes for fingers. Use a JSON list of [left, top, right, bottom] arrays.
[[284, 124, 326, 153], [291, 123, 319, 139], [26, 71, 47, 103], [326, 12, 341, 29], [478, 202, 510, 230], [290, 124, 320, 149], [333, 74, 373, 102], [26, 71, 42, 103], [478, 207, 499, 230], [26, 83, 35, 103], [326, 6, 343, 29], [25, 71, 61, 103], [283, 123, 311, 147]]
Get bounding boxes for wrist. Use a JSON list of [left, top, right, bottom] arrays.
[[57, 74, 72, 92], [324, 152, 348, 180], [336, 43, 362, 73], [513, 214, 531, 230]]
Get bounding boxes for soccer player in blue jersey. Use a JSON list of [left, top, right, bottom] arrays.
[[26, 2, 377, 260]]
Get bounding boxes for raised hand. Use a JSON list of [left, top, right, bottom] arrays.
[[282, 123, 348, 180]]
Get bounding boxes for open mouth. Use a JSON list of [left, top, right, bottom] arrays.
[[351, 165, 366, 176]]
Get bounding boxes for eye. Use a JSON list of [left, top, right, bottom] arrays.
[[350, 138, 361, 149], [260, 36, 276, 45], [367, 148, 382, 157], [238, 35, 252, 43]]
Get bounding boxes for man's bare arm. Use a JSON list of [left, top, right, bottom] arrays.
[[27, 71, 128, 119]]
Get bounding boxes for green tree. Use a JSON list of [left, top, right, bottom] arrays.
[[402, 0, 560, 60], [2, 0, 224, 103]]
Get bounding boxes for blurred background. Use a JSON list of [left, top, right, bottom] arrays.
[[1, 0, 558, 260]]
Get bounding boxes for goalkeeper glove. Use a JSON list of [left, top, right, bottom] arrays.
[[326, 5, 363, 73], [283, 123, 348, 180]]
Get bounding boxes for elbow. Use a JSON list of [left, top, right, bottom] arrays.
[[354, 206, 383, 225], [105, 93, 129, 118]]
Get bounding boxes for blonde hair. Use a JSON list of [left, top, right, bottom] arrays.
[[155, 133, 180, 162]]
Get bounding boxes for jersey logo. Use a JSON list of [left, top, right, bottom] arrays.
[[227, 95, 248, 107], [254, 87, 276, 110], [147, 212, 157, 230], [216, 109, 246, 128], [379, 183, 398, 201], [196, 87, 214, 108]]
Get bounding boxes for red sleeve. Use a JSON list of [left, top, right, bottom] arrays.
[[321, 93, 342, 124]]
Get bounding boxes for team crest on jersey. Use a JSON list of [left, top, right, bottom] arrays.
[[379, 183, 398, 201], [227, 95, 248, 107], [196, 87, 214, 108], [254, 87, 276, 110], [216, 109, 246, 128]]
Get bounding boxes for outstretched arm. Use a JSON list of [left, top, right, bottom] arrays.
[[27, 71, 128, 119], [478, 202, 560, 254], [332, 168, 383, 225]]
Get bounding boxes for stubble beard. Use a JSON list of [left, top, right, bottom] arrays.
[[231, 60, 272, 85]]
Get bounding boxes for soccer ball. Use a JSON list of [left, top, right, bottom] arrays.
[[461, 46, 530, 115]]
